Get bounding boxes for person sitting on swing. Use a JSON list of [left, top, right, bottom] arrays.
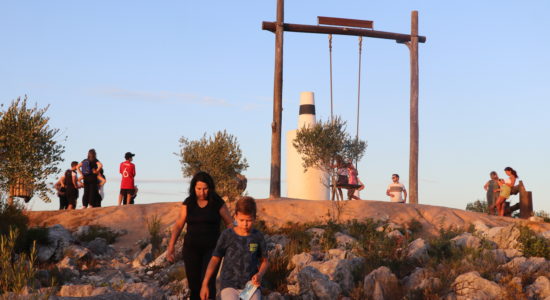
[[346, 162, 364, 200]]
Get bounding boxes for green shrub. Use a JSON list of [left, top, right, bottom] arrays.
[[534, 210, 550, 223], [77, 225, 120, 244], [0, 201, 29, 238], [518, 226, 550, 259], [427, 226, 466, 263], [465, 199, 488, 213], [147, 214, 163, 256], [0, 227, 37, 293]]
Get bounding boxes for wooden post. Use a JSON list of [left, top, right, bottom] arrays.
[[270, 0, 284, 199], [518, 181, 533, 219], [408, 11, 419, 204]]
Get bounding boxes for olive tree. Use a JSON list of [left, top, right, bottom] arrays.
[[0, 96, 65, 204], [293, 116, 367, 200], [178, 130, 248, 202]]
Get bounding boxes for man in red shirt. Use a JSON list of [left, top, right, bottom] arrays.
[[119, 152, 136, 205]]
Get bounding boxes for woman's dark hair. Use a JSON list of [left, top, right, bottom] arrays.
[[87, 149, 97, 161], [188, 171, 219, 202], [504, 167, 518, 178], [235, 196, 257, 217]]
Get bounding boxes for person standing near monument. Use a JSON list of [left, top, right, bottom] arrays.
[[386, 173, 407, 203], [118, 152, 136, 206], [483, 171, 499, 215]]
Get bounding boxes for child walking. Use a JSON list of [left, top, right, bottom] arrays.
[[200, 197, 269, 300]]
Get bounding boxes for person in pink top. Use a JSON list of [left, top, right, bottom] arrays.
[[119, 152, 136, 205]]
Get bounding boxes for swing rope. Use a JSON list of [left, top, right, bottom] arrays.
[[356, 36, 363, 142], [328, 34, 334, 121]]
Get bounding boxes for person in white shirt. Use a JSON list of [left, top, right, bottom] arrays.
[[386, 174, 407, 203]]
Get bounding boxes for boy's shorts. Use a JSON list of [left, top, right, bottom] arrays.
[[120, 188, 135, 198], [220, 287, 261, 300]]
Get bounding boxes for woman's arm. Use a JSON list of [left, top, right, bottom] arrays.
[[58, 176, 66, 188], [97, 174, 106, 186], [76, 162, 83, 177], [95, 161, 103, 173], [483, 181, 489, 191], [219, 204, 234, 228], [72, 173, 78, 189], [167, 205, 187, 263]]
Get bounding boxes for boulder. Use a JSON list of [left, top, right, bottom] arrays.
[[406, 238, 429, 263], [540, 230, 550, 240], [58, 292, 147, 300], [451, 271, 503, 300], [526, 276, 550, 300], [290, 252, 314, 270], [120, 282, 166, 300], [37, 224, 76, 263], [387, 230, 404, 240], [132, 244, 154, 268], [58, 284, 94, 297], [334, 232, 357, 249], [363, 266, 400, 300], [503, 257, 550, 275], [485, 224, 521, 250], [56, 256, 79, 279], [86, 237, 109, 256], [308, 257, 363, 294], [64, 245, 93, 261], [266, 292, 285, 300], [402, 267, 442, 293], [451, 232, 482, 249], [297, 266, 341, 300]]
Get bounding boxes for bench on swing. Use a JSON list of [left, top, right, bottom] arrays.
[[502, 180, 533, 218], [331, 175, 362, 201]]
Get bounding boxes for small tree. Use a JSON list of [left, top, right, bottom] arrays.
[[178, 130, 249, 201], [0, 96, 65, 204], [465, 199, 488, 213], [293, 117, 367, 200]]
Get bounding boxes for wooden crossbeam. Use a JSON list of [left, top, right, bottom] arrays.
[[318, 16, 373, 29], [262, 21, 426, 43]]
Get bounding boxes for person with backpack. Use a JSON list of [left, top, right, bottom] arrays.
[[57, 161, 80, 209], [77, 149, 103, 208]]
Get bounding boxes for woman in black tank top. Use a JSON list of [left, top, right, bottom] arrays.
[[166, 172, 233, 300]]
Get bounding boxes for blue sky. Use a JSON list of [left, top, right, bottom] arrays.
[[1, 1, 549, 213]]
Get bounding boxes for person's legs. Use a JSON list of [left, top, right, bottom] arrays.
[[220, 288, 240, 300], [201, 247, 218, 299], [496, 196, 505, 216], [118, 193, 123, 206], [183, 245, 203, 300]]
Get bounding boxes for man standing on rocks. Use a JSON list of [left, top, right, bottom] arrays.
[[386, 173, 407, 203], [118, 152, 136, 206]]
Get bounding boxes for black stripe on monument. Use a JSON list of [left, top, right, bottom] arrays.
[[299, 104, 316, 115]]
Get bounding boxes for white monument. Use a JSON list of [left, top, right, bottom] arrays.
[[286, 92, 330, 200]]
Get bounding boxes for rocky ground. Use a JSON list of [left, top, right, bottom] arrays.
[[4, 199, 550, 299]]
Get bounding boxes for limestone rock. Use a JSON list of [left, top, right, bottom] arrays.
[[387, 230, 404, 240], [64, 244, 93, 261], [472, 220, 490, 234], [451, 232, 482, 249], [290, 252, 314, 270], [485, 224, 521, 250], [297, 266, 341, 300], [363, 266, 400, 300], [58, 284, 94, 297], [132, 244, 154, 268], [58, 292, 147, 299], [402, 267, 442, 293], [334, 232, 356, 249], [406, 238, 429, 263], [120, 282, 165, 300], [308, 257, 363, 294], [503, 257, 550, 275], [452, 271, 503, 300], [526, 276, 550, 300], [86, 237, 109, 256]]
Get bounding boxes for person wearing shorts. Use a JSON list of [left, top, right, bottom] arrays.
[[119, 152, 136, 206]]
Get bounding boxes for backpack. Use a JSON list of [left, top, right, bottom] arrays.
[[81, 159, 92, 176]]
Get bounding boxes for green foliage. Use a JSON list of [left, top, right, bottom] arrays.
[[293, 117, 367, 199], [179, 130, 248, 201], [147, 214, 163, 257], [0, 201, 29, 238], [406, 218, 423, 236], [76, 225, 120, 244], [534, 210, 550, 223], [518, 226, 550, 259], [0, 96, 65, 204], [465, 199, 489, 213], [427, 226, 466, 263], [0, 227, 37, 293]]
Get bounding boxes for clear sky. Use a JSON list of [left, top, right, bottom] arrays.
[[1, 1, 549, 213]]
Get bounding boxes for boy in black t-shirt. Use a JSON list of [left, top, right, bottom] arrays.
[[200, 197, 269, 300]]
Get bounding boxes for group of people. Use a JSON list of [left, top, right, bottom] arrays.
[[167, 171, 268, 300], [483, 167, 519, 216], [54, 149, 138, 210]]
